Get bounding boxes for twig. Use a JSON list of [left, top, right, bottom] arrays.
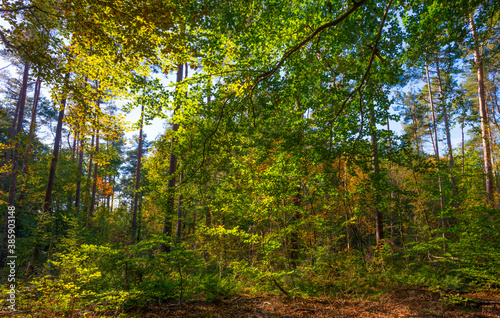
[[271, 278, 290, 297]]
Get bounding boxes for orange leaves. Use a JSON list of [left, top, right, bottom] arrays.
[[97, 177, 113, 197]]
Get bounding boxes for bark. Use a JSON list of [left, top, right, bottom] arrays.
[[205, 97, 213, 230], [7, 62, 31, 201], [425, 61, 445, 216], [20, 76, 41, 181], [131, 102, 144, 243], [176, 172, 184, 241], [290, 185, 301, 268], [75, 139, 84, 212], [387, 116, 394, 242], [343, 160, 350, 250], [1, 104, 19, 192], [86, 130, 95, 208], [89, 129, 99, 217], [435, 56, 458, 198], [0, 62, 30, 267], [175, 65, 189, 243], [369, 106, 383, 246], [42, 73, 70, 213], [34, 73, 70, 264], [71, 135, 76, 160], [1, 62, 29, 192], [486, 94, 500, 207], [470, 13, 495, 204], [162, 63, 184, 253], [89, 85, 100, 216]]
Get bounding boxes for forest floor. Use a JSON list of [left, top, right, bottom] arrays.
[[128, 288, 500, 318], [1, 288, 499, 317]]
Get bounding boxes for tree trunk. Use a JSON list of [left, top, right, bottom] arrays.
[[34, 73, 70, 264], [369, 106, 383, 246], [435, 56, 458, 199], [387, 115, 394, 243], [461, 114, 465, 176], [290, 185, 301, 268], [20, 76, 41, 181], [89, 81, 101, 217], [86, 129, 95, 205], [162, 63, 184, 253], [1, 98, 20, 193], [0, 62, 30, 267], [425, 61, 446, 222], [470, 13, 495, 205], [75, 138, 84, 212], [89, 129, 99, 217], [176, 172, 184, 242], [131, 102, 144, 243]]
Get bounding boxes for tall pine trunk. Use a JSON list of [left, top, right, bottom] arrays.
[[131, 102, 144, 242], [425, 61, 446, 230], [435, 57, 458, 200], [470, 13, 495, 205]]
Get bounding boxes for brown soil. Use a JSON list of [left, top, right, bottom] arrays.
[[2, 289, 498, 317]]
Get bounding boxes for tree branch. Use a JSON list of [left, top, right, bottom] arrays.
[[0, 6, 37, 12], [255, 0, 368, 84], [0, 29, 19, 50]]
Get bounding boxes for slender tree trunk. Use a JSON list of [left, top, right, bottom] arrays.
[[0, 62, 30, 267], [111, 176, 115, 213], [1, 100, 20, 193], [175, 64, 188, 243], [20, 76, 41, 181], [489, 91, 500, 207], [343, 160, 350, 250], [1, 62, 30, 193], [205, 95, 213, 232], [461, 114, 465, 176], [41, 74, 69, 212], [75, 139, 84, 212], [71, 135, 76, 161], [470, 13, 495, 205], [425, 61, 446, 223], [89, 129, 99, 217], [85, 120, 95, 212], [435, 56, 458, 200], [137, 197, 142, 242], [33, 73, 70, 264], [369, 106, 383, 246], [387, 115, 394, 243], [131, 102, 144, 243], [162, 63, 184, 252], [89, 81, 101, 217], [485, 96, 500, 207], [290, 185, 301, 268], [176, 172, 184, 242]]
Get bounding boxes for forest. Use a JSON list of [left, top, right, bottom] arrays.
[[0, 0, 499, 317]]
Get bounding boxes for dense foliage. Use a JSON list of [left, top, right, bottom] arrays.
[[0, 0, 499, 316]]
